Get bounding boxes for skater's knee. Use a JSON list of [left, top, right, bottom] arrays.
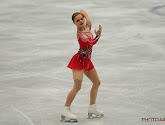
[[93, 80, 101, 88], [98, 80, 101, 86], [73, 86, 81, 92], [73, 79, 82, 92]]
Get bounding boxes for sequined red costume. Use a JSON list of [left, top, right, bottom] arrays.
[[67, 32, 101, 72]]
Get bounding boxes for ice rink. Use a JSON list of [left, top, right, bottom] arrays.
[[0, 0, 165, 125]]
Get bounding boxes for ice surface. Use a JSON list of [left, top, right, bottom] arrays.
[[0, 0, 165, 125]]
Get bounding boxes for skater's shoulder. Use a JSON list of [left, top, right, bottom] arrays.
[[77, 33, 88, 41]]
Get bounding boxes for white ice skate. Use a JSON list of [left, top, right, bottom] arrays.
[[88, 104, 104, 118], [61, 106, 78, 122]]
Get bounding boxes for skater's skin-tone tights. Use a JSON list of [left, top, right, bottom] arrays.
[[65, 68, 101, 106]]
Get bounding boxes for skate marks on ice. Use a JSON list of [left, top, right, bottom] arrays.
[[150, 5, 165, 16], [0, 92, 43, 125], [0, 104, 40, 125], [11, 105, 35, 125]]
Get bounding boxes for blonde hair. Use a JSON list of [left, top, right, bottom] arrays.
[[72, 12, 83, 21]]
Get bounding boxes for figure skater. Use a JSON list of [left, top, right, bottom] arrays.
[[61, 10, 104, 122]]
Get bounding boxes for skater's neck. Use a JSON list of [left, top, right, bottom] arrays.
[[77, 26, 86, 32]]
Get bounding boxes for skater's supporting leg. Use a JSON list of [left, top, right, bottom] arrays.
[[65, 79, 83, 106], [65, 69, 84, 106], [84, 67, 101, 105]]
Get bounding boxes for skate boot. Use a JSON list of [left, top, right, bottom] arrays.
[[61, 106, 78, 122], [88, 104, 104, 118]]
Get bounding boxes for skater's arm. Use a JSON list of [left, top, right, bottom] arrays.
[[87, 34, 101, 45], [78, 24, 102, 45], [80, 9, 91, 31], [80, 9, 90, 20], [78, 33, 101, 45]]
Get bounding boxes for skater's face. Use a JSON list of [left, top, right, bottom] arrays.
[[73, 14, 85, 27]]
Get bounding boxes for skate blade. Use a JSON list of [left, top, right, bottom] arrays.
[[88, 113, 104, 119], [61, 115, 78, 122]]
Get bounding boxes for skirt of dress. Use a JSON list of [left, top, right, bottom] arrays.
[[67, 53, 94, 72]]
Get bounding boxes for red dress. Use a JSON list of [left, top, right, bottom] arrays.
[[67, 32, 101, 72]]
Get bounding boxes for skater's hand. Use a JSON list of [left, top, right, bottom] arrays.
[[94, 25, 102, 36], [86, 19, 92, 31]]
